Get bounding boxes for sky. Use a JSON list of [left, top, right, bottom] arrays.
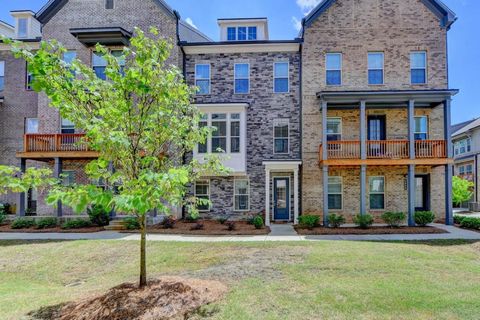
[[0, 0, 478, 124]]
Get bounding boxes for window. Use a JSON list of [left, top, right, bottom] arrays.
[[454, 138, 472, 156], [234, 63, 249, 94], [368, 52, 384, 85], [105, 0, 114, 9], [61, 118, 75, 134], [274, 62, 289, 93], [25, 118, 38, 134], [198, 114, 208, 154], [328, 176, 342, 210], [0, 61, 4, 91], [414, 116, 428, 140], [195, 64, 210, 95], [211, 113, 227, 153], [326, 53, 342, 86], [234, 179, 250, 211], [92, 52, 107, 80], [227, 27, 236, 41], [247, 27, 257, 40], [111, 50, 125, 75], [369, 177, 385, 210], [62, 171, 76, 186], [238, 27, 247, 41], [26, 63, 33, 90], [326, 118, 342, 141], [274, 119, 289, 154], [230, 113, 241, 153], [63, 51, 76, 64], [195, 180, 210, 211], [411, 51, 427, 84], [18, 18, 28, 38], [466, 164, 473, 175], [459, 166, 465, 175]]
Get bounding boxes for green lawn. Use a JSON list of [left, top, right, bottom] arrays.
[[1, 240, 479, 320]]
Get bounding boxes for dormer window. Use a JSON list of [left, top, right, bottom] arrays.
[[226, 26, 258, 41], [18, 18, 27, 38], [106, 0, 114, 9]]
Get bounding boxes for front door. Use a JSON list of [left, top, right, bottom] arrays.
[[368, 115, 386, 156], [415, 175, 430, 211], [273, 177, 290, 221]]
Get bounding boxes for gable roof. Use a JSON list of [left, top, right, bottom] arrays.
[[302, 0, 457, 30], [452, 118, 480, 137], [179, 20, 212, 42]]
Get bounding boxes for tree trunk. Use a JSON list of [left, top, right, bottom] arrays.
[[139, 214, 147, 288]]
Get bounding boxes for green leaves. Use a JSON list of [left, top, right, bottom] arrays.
[[452, 176, 474, 206], [0, 166, 56, 195]]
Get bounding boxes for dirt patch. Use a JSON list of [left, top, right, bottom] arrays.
[[295, 226, 448, 235], [0, 225, 105, 233], [28, 277, 227, 320], [125, 220, 270, 235]]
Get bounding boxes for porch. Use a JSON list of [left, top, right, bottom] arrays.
[[17, 134, 99, 159]]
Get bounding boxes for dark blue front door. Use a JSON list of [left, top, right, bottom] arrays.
[[274, 178, 290, 221]]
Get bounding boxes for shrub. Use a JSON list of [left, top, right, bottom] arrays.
[[454, 215, 466, 225], [216, 217, 229, 225], [61, 219, 92, 230], [87, 205, 110, 227], [414, 211, 435, 227], [253, 216, 264, 229], [299, 215, 320, 229], [460, 217, 480, 230], [328, 214, 346, 228], [246, 214, 258, 225], [123, 216, 141, 230], [161, 216, 177, 229], [381, 212, 406, 228], [190, 223, 204, 231], [11, 218, 36, 229], [185, 214, 199, 223], [226, 221, 236, 231], [0, 203, 11, 215], [0, 213, 6, 225], [36, 217, 58, 229], [353, 214, 374, 229]]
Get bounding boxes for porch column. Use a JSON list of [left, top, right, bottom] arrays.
[[408, 100, 415, 159], [265, 168, 271, 227], [293, 168, 299, 225], [322, 166, 329, 226], [16, 158, 26, 217], [408, 164, 416, 226], [360, 100, 367, 160], [360, 165, 367, 216], [444, 98, 454, 225], [53, 157, 63, 217], [321, 101, 328, 161]]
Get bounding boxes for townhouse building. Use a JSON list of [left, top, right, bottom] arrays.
[[0, 0, 458, 226]]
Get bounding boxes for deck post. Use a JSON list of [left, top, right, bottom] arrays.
[[293, 168, 299, 225], [408, 164, 416, 226], [444, 98, 454, 225], [17, 158, 27, 217], [360, 100, 367, 160], [322, 166, 329, 226], [265, 168, 271, 226], [321, 101, 328, 161], [54, 157, 63, 217], [408, 100, 415, 159], [360, 165, 367, 216]]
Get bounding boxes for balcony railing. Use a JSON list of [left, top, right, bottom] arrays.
[[320, 140, 447, 160], [24, 134, 91, 152]]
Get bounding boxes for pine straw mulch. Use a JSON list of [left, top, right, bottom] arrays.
[[29, 277, 227, 320], [0, 224, 105, 233], [295, 226, 448, 235]]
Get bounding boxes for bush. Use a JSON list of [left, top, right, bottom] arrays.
[[246, 214, 258, 225], [216, 217, 229, 225], [226, 221, 236, 231], [299, 215, 320, 229], [36, 217, 58, 229], [328, 214, 346, 228], [460, 217, 480, 230], [161, 216, 177, 229], [381, 212, 406, 228], [252, 216, 264, 229], [61, 219, 92, 230], [11, 218, 36, 229], [0, 203, 11, 215], [0, 213, 6, 225], [414, 211, 435, 227], [353, 214, 374, 229], [87, 205, 110, 227], [123, 216, 141, 230], [185, 214, 199, 223], [454, 215, 466, 225]]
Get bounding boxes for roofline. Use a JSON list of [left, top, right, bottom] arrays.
[[452, 119, 480, 137], [217, 17, 268, 21], [0, 20, 14, 29], [181, 39, 302, 46], [0, 37, 42, 44], [181, 40, 301, 54], [10, 10, 36, 14], [179, 20, 212, 42]]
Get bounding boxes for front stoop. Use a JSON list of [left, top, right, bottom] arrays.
[[104, 220, 126, 231], [269, 224, 298, 236]]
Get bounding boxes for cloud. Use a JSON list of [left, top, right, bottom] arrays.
[[185, 17, 197, 29], [296, 0, 322, 12], [292, 16, 302, 32]]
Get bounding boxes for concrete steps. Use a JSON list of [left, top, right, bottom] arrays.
[[104, 219, 126, 231]]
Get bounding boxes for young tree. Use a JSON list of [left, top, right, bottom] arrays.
[[0, 165, 55, 195], [4, 28, 226, 287], [452, 176, 474, 207]]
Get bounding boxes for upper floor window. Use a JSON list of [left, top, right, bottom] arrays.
[[414, 116, 428, 140], [111, 50, 125, 74], [105, 0, 114, 9], [195, 64, 210, 95], [326, 117, 342, 141], [61, 118, 75, 134], [466, 164, 473, 175], [227, 26, 257, 41], [234, 179, 250, 211], [234, 63, 249, 94], [247, 27, 257, 40], [454, 138, 472, 156], [411, 51, 427, 84], [198, 115, 208, 154], [230, 113, 241, 153], [25, 118, 38, 134], [227, 27, 236, 41], [274, 119, 289, 154], [369, 176, 385, 210], [18, 18, 28, 38], [63, 51, 77, 64], [328, 176, 343, 210], [195, 180, 210, 212], [326, 53, 342, 86], [0, 61, 4, 91], [92, 52, 107, 80], [238, 27, 247, 41], [368, 52, 384, 85], [274, 62, 289, 93], [197, 112, 242, 154]]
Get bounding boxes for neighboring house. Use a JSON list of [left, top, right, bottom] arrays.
[[0, 20, 15, 38], [451, 118, 480, 210], [0, 0, 458, 226]]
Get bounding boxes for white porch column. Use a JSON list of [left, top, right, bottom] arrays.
[[293, 168, 299, 225], [265, 168, 271, 226]]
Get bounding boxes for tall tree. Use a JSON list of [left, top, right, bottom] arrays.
[[4, 28, 226, 287]]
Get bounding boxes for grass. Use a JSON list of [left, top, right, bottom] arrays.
[[0, 240, 479, 319]]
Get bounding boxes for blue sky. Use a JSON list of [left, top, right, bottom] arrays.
[[0, 0, 478, 124]]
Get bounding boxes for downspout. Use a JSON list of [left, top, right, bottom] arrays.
[[298, 20, 305, 217], [476, 154, 479, 203]]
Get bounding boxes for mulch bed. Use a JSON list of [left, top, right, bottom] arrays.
[[295, 226, 448, 235], [126, 220, 270, 235], [454, 224, 480, 233], [0, 225, 105, 233], [28, 276, 227, 320]]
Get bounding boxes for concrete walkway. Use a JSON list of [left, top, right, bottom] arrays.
[[0, 224, 479, 242]]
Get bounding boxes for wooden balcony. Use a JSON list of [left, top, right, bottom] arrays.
[[319, 140, 452, 166], [17, 134, 99, 160]]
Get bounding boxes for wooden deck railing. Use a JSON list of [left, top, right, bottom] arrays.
[[320, 140, 447, 160], [24, 134, 90, 152]]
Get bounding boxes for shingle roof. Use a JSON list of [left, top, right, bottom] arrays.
[[179, 20, 212, 43], [452, 118, 480, 137]]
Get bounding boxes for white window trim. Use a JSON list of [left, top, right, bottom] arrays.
[[234, 63, 250, 94], [411, 51, 427, 85], [198, 112, 243, 154], [455, 137, 472, 156], [230, 113, 241, 154], [326, 117, 343, 140], [273, 119, 290, 155], [233, 178, 250, 212], [369, 176, 386, 211], [25, 118, 39, 134], [194, 179, 211, 212], [227, 27, 237, 41], [325, 53, 342, 86], [328, 176, 343, 211], [414, 116, 429, 140], [368, 52, 385, 85], [17, 18, 29, 39], [195, 63, 211, 95], [273, 61, 290, 93]]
